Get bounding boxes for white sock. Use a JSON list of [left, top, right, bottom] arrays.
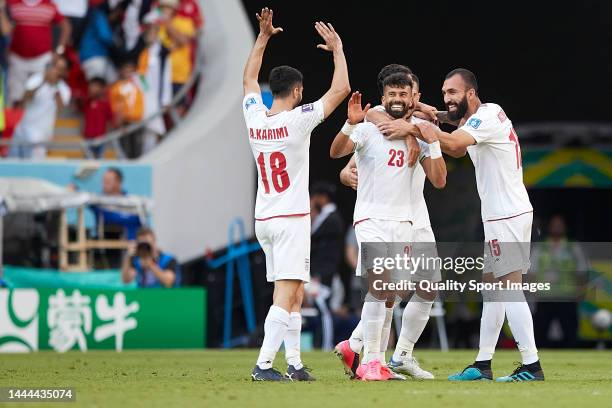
[[257, 305, 290, 369], [380, 307, 394, 361], [361, 301, 385, 364], [505, 301, 539, 364], [284, 312, 303, 369], [349, 321, 363, 354], [475, 300, 505, 361], [393, 294, 433, 362]]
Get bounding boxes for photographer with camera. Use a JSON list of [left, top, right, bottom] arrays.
[[121, 227, 180, 288]]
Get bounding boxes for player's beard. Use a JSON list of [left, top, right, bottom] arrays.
[[385, 101, 409, 119], [446, 95, 468, 121]]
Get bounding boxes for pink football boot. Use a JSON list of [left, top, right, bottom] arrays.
[[334, 340, 360, 379]]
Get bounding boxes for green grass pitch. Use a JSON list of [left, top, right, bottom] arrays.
[[1, 350, 611, 407]]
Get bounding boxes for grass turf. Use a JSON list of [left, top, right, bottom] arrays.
[[1, 350, 611, 407]]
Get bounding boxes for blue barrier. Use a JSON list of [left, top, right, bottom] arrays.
[[207, 218, 260, 348]]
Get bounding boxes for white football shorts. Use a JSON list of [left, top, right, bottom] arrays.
[[256, 215, 311, 282], [483, 211, 533, 278]]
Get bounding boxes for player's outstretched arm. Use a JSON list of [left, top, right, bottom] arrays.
[[330, 92, 369, 158], [414, 122, 447, 189], [413, 101, 439, 122], [435, 110, 461, 127], [416, 122, 474, 158], [422, 155, 447, 189], [243, 7, 283, 95], [339, 154, 358, 190], [315, 22, 351, 119]]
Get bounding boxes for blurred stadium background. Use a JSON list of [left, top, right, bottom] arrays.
[[0, 0, 610, 402]]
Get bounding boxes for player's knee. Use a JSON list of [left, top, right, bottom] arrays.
[[293, 286, 304, 307], [273, 281, 301, 307]]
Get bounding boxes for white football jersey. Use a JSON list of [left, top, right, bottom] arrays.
[[350, 121, 428, 224], [462, 103, 533, 221], [242, 93, 324, 220], [363, 107, 433, 229]]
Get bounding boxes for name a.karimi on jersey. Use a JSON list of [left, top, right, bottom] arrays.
[[249, 126, 290, 140]]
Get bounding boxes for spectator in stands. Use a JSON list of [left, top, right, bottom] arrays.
[[6, 0, 71, 107], [157, 0, 195, 115], [532, 215, 589, 347], [102, 167, 124, 196], [52, 0, 88, 46], [137, 10, 172, 153], [122, 0, 154, 52], [83, 76, 112, 158], [9, 55, 71, 159], [96, 167, 143, 236], [177, 0, 202, 31], [0, 1, 12, 73], [79, 2, 118, 83], [121, 227, 179, 288], [89, 167, 142, 268], [109, 58, 144, 158]]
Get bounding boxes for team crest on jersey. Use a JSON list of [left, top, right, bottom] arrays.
[[301, 103, 314, 113], [467, 118, 482, 129], [245, 97, 257, 110], [497, 110, 507, 123]]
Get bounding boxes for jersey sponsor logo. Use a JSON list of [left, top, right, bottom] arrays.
[[497, 110, 507, 123], [245, 97, 257, 110], [249, 127, 289, 140], [467, 118, 482, 129], [301, 103, 314, 113]]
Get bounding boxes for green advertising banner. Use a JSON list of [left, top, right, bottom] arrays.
[[0, 288, 206, 352]]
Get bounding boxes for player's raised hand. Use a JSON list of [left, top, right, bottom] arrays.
[[378, 119, 411, 140], [347, 91, 370, 125], [413, 102, 439, 124], [256, 7, 283, 37], [315, 21, 342, 52]]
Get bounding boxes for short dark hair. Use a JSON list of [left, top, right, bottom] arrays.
[[445, 68, 478, 93], [310, 181, 337, 200], [382, 73, 413, 92], [377, 64, 412, 95], [137, 226, 155, 238], [89, 76, 107, 87], [269, 65, 303, 98], [408, 73, 420, 91], [106, 167, 123, 183]]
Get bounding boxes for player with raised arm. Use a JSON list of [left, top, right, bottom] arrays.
[[330, 73, 446, 381], [412, 68, 543, 382], [334, 69, 444, 380], [243, 8, 350, 382]]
